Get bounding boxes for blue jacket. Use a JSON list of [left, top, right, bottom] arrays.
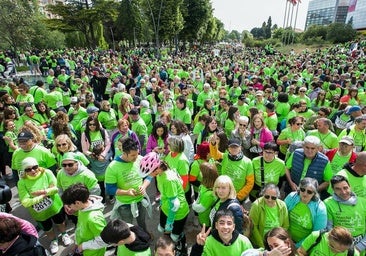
[[290, 149, 328, 185], [285, 191, 327, 247]]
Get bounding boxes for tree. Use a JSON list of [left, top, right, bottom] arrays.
[[46, 0, 118, 48], [115, 0, 144, 46], [326, 23, 356, 43], [265, 16, 272, 39], [0, 0, 36, 53], [302, 25, 327, 41], [179, 0, 212, 43]]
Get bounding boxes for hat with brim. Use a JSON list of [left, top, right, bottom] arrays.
[[228, 138, 241, 147], [339, 136, 354, 145]]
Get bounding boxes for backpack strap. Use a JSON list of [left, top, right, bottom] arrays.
[[260, 157, 265, 188], [307, 229, 327, 254]]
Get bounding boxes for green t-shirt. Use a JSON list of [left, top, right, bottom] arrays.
[[76, 200, 106, 256], [337, 169, 366, 199], [278, 127, 306, 155], [329, 151, 352, 175], [17, 169, 62, 221], [164, 152, 189, 192], [252, 156, 285, 186], [194, 185, 217, 226], [202, 233, 253, 256], [56, 166, 99, 194], [221, 153, 253, 193], [264, 205, 280, 236], [301, 231, 360, 256], [307, 130, 339, 150], [12, 145, 56, 173], [105, 157, 143, 204], [288, 202, 313, 243], [325, 196, 366, 237], [173, 107, 192, 126], [157, 169, 190, 220], [98, 110, 118, 130]]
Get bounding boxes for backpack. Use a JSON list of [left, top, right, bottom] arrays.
[[226, 201, 253, 238], [307, 229, 355, 256]]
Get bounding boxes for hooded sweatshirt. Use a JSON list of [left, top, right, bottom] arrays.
[[325, 192, 366, 250], [76, 195, 106, 256], [56, 162, 100, 196]]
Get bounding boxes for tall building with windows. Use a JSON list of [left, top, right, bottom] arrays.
[[305, 0, 366, 30], [346, 0, 366, 30]]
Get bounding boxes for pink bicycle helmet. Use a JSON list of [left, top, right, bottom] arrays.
[[139, 152, 161, 177]]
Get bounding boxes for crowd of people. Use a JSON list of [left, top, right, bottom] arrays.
[[0, 40, 366, 256]]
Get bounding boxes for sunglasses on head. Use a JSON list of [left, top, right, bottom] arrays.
[[264, 195, 277, 200], [62, 162, 75, 168], [24, 165, 38, 172], [300, 187, 314, 195]]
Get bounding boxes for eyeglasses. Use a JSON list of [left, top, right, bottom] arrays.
[[239, 124, 247, 127], [57, 143, 67, 147], [296, 123, 303, 126], [264, 195, 277, 200], [24, 165, 39, 172], [300, 187, 314, 195], [24, 165, 38, 172], [62, 162, 75, 168], [88, 123, 96, 126]]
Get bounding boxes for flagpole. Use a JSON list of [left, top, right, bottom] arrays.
[[283, 0, 289, 28]]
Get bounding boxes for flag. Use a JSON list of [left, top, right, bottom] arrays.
[[288, 0, 301, 5], [348, 0, 357, 12]]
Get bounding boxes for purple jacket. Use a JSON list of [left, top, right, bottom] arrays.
[[250, 127, 274, 148], [146, 135, 169, 155]]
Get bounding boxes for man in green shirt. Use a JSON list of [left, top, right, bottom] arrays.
[[325, 175, 366, 253], [12, 131, 57, 182], [307, 118, 339, 151]]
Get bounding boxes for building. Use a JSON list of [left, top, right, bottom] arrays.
[[305, 0, 366, 30]]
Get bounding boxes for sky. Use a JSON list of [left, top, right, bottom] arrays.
[[211, 0, 311, 32]]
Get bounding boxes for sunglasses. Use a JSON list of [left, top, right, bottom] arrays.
[[57, 143, 67, 147], [88, 123, 96, 126], [25, 165, 39, 172], [300, 187, 314, 195], [239, 124, 247, 127], [296, 123, 303, 126], [264, 195, 277, 200], [62, 162, 75, 168], [300, 90, 306, 92]]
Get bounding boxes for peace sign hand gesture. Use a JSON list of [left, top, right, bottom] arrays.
[[196, 224, 211, 246]]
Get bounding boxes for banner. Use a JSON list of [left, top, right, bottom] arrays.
[[348, 0, 357, 12]]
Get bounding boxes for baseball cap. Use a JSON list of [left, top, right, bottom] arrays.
[[346, 105, 361, 115], [62, 152, 78, 162], [339, 136, 354, 145], [129, 108, 139, 115], [86, 106, 99, 114], [228, 138, 241, 147], [18, 131, 34, 141]]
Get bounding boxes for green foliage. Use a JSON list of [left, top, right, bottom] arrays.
[[179, 0, 212, 43], [303, 25, 327, 41], [0, 0, 36, 51], [326, 23, 356, 43]]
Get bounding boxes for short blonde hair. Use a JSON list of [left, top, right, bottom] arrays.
[[213, 175, 237, 199]]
